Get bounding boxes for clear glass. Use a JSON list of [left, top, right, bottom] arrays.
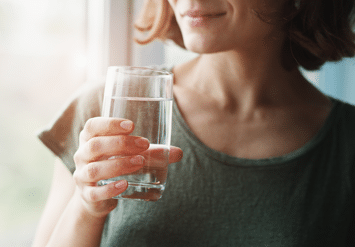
[[98, 66, 173, 201]]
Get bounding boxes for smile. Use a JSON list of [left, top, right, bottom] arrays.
[[182, 10, 227, 18], [182, 10, 227, 27]]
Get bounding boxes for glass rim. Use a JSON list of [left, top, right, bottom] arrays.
[[108, 66, 173, 78]]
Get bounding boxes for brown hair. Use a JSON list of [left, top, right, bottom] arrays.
[[134, 0, 355, 71]]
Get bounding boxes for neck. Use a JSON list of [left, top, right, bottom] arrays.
[[175, 39, 310, 113]]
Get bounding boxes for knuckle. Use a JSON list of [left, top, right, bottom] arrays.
[[88, 188, 98, 202], [73, 150, 81, 164], [72, 170, 80, 184], [107, 119, 119, 131], [79, 130, 86, 143], [87, 163, 99, 180], [84, 118, 95, 132], [107, 136, 124, 151], [115, 135, 126, 146], [104, 184, 118, 199], [87, 138, 102, 155], [112, 135, 121, 147]]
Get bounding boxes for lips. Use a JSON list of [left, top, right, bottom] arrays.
[[181, 9, 226, 27], [182, 10, 226, 18]]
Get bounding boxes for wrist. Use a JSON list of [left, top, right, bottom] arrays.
[[71, 189, 112, 222]]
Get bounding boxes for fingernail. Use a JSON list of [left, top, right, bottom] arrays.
[[120, 120, 133, 131], [135, 138, 150, 149], [130, 155, 144, 165], [115, 180, 127, 189]]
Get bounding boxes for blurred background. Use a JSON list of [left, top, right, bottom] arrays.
[[0, 0, 86, 245], [0, 0, 354, 246]]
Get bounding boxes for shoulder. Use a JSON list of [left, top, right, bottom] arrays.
[[332, 99, 355, 189], [53, 80, 105, 123], [37, 80, 105, 173], [332, 98, 355, 130], [330, 98, 355, 164], [71, 81, 105, 112]]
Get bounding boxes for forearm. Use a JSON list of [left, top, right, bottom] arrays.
[[46, 191, 107, 247]]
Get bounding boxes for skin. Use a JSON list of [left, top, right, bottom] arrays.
[[33, 118, 183, 246], [169, 0, 332, 158], [34, 0, 332, 246]]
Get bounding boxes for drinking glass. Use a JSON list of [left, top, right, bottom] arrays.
[[97, 66, 173, 201]]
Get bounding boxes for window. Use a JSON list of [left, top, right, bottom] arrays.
[[313, 59, 355, 104], [0, 1, 171, 245], [0, 0, 86, 245], [1, 0, 353, 245]]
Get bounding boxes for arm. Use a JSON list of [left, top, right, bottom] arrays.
[[33, 118, 183, 247], [32, 117, 137, 246], [32, 159, 115, 247], [32, 159, 75, 246]]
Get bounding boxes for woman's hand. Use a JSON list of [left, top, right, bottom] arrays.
[[72, 117, 183, 218]]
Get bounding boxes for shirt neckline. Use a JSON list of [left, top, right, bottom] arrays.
[[172, 96, 341, 167]]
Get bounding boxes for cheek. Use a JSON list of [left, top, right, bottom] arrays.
[[247, 0, 287, 20], [172, 0, 279, 53]]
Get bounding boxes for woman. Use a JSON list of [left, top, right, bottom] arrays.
[[33, 0, 355, 246]]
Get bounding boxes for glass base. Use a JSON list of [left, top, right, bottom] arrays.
[[98, 180, 165, 201]]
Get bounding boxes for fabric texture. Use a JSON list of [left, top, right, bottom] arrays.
[[38, 73, 355, 246]]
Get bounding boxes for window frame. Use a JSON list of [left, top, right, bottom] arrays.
[[86, 0, 165, 82]]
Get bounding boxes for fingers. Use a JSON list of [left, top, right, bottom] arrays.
[[136, 145, 183, 169], [73, 116, 184, 214], [75, 135, 150, 163], [77, 117, 183, 165], [81, 180, 128, 202], [80, 117, 135, 144], [75, 155, 145, 183], [73, 145, 183, 213], [75, 146, 183, 184], [169, 146, 183, 164]]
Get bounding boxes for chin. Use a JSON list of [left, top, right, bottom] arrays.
[[181, 30, 236, 54], [183, 37, 225, 54]]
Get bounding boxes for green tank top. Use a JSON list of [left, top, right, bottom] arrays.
[[38, 76, 355, 247]]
